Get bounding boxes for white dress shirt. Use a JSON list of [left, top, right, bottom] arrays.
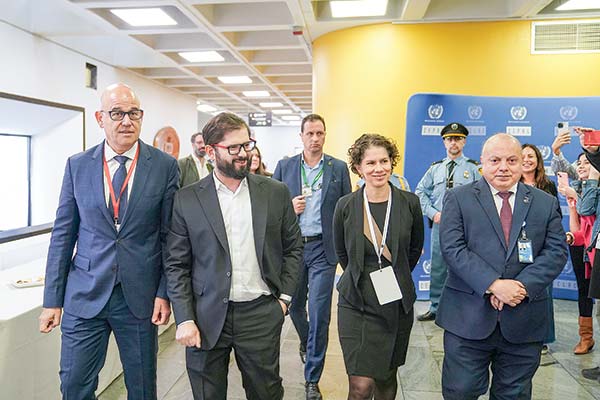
[[103, 141, 138, 207], [193, 155, 210, 180], [487, 181, 518, 216], [213, 174, 271, 302]]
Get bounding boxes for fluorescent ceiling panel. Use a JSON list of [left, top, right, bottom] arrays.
[[218, 76, 252, 84], [243, 91, 270, 97], [272, 109, 292, 114], [197, 104, 217, 112], [330, 0, 388, 18], [281, 115, 300, 121], [179, 51, 224, 62], [259, 102, 283, 107], [110, 8, 177, 27], [556, 0, 600, 10]]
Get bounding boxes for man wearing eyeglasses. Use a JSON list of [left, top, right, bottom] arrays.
[[414, 122, 480, 322], [165, 112, 303, 400], [39, 83, 179, 399], [273, 114, 351, 400]]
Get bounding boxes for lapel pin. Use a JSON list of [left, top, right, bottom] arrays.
[[523, 196, 530, 204], [328, 161, 332, 166]]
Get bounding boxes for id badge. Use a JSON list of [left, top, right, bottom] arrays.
[[518, 239, 534, 263], [369, 266, 403, 305], [302, 185, 312, 197]]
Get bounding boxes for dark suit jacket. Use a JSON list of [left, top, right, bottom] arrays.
[[43, 140, 179, 319], [178, 154, 213, 188], [332, 185, 424, 314], [165, 173, 303, 350], [436, 179, 568, 343], [273, 153, 351, 265]]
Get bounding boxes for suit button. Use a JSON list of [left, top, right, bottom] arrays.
[[116, 239, 120, 244], [226, 272, 231, 277], [112, 265, 117, 272], [223, 298, 228, 303]]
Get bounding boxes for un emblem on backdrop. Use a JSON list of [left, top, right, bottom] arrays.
[[510, 106, 528, 121], [559, 106, 578, 121], [467, 105, 483, 120], [539, 145, 552, 161], [428, 104, 444, 120], [422, 259, 432, 275]]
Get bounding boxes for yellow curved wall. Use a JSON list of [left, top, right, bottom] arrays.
[[314, 20, 600, 176]]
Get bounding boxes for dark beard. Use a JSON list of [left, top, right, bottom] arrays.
[[194, 148, 206, 158], [215, 151, 250, 180]]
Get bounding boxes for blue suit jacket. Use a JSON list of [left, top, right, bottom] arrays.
[[43, 140, 179, 319], [273, 153, 351, 265], [436, 179, 567, 344]]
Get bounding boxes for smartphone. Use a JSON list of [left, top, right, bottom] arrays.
[[557, 171, 569, 188], [557, 122, 570, 136], [583, 130, 600, 146]]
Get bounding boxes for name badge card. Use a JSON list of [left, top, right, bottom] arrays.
[[302, 185, 313, 197], [518, 239, 533, 263], [369, 266, 403, 305]]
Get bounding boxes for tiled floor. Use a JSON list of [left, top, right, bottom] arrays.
[[99, 296, 600, 399]]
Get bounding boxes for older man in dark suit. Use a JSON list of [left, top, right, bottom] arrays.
[[39, 83, 178, 399], [165, 112, 303, 400], [437, 133, 567, 400]]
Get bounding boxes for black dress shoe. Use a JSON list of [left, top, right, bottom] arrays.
[[299, 343, 307, 364], [582, 366, 600, 380], [417, 311, 436, 321], [305, 382, 322, 400]]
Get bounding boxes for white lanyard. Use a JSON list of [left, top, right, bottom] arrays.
[[363, 188, 392, 269]]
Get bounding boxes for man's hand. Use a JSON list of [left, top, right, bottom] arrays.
[[489, 294, 504, 311], [433, 212, 442, 225], [151, 297, 171, 325], [176, 322, 201, 348], [551, 132, 571, 155], [39, 307, 62, 333], [488, 279, 527, 307], [590, 166, 600, 180], [278, 299, 288, 316], [292, 195, 306, 215]]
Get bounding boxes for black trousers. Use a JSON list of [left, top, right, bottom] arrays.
[[185, 295, 285, 400], [570, 245, 593, 317]]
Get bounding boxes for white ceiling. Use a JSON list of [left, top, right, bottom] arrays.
[[1, 0, 599, 125]]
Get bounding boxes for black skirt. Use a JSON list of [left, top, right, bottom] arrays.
[[338, 300, 413, 380]]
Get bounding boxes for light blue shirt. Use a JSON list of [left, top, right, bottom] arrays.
[[415, 154, 481, 220], [299, 155, 324, 236]]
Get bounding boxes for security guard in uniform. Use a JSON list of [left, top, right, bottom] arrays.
[[415, 122, 480, 321]]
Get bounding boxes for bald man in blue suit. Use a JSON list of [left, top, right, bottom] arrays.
[[437, 133, 567, 400], [39, 83, 179, 399]]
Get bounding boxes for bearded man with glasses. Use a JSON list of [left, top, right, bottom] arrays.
[[165, 112, 303, 400]]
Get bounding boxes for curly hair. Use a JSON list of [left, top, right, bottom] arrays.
[[347, 133, 399, 176]]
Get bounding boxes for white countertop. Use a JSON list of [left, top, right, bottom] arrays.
[[0, 258, 46, 321]]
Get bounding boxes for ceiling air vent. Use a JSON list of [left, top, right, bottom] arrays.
[[532, 19, 600, 54]]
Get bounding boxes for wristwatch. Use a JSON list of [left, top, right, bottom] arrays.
[[279, 298, 291, 315]]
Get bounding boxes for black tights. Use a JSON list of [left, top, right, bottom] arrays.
[[570, 245, 593, 317], [347, 371, 397, 400]]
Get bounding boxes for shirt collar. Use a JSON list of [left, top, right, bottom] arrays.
[[104, 140, 138, 161], [301, 153, 324, 169], [213, 173, 248, 195], [445, 154, 466, 165], [487, 180, 519, 197]]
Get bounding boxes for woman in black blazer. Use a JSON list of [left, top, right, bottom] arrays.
[[333, 134, 424, 400]]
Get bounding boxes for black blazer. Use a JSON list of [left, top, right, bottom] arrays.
[[165, 173, 303, 349], [333, 185, 424, 313]]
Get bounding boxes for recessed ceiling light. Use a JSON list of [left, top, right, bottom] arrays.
[[197, 104, 217, 113], [212, 111, 222, 116], [110, 8, 177, 27], [272, 109, 292, 114], [179, 51, 224, 63], [218, 76, 252, 84], [330, 0, 388, 18], [259, 102, 283, 108], [281, 115, 301, 121], [242, 91, 270, 97], [556, 0, 600, 10]]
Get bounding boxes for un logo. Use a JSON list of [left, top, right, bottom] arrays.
[[428, 104, 444, 120], [539, 145, 552, 160], [468, 105, 482, 120], [559, 106, 578, 121], [562, 261, 573, 275], [422, 259, 432, 275], [510, 106, 527, 121]]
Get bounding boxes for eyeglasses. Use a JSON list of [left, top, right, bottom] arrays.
[[212, 139, 256, 155], [103, 109, 144, 121]]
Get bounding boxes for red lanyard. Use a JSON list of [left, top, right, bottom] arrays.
[[102, 145, 139, 224]]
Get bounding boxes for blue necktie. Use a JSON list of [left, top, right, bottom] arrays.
[[110, 155, 129, 222]]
